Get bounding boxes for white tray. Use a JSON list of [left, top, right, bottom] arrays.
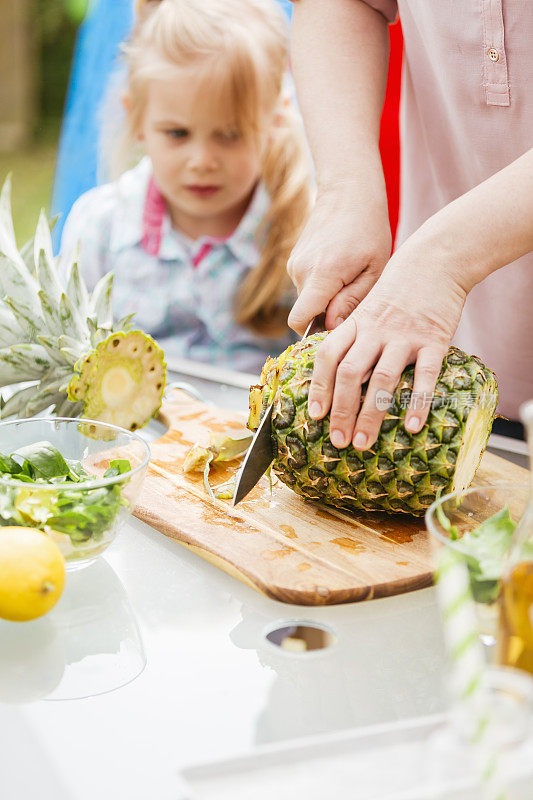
[[180, 714, 533, 800]]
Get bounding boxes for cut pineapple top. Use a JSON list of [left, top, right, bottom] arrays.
[[68, 331, 166, 431], [249, 333, 498, 516], [0, 175, 166, 430]]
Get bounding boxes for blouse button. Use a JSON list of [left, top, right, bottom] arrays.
[[488, 48, 500, 62]]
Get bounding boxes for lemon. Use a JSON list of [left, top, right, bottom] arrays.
[[0, 528, 66, 622]]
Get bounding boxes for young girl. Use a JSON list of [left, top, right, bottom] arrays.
[[60, 0, 312, 373]]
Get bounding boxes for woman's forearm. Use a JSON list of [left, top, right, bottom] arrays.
[[290, 0, 390, 193], [403, 148, 533, 290]]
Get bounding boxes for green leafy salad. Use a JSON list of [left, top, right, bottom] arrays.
[[437, 504, 533, 603], [0, 441, 131, 544]]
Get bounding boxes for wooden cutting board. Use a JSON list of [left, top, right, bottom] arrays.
[[134, 390, 529, 606]]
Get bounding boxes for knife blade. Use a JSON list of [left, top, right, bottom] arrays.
[[232, 313, 325, 506], [231, 400, 275, 505]]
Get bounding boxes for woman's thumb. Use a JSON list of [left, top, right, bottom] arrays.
[[288, 283, 329, 335]]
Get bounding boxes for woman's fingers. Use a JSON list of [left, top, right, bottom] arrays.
[[286, 191, 391, 335], [288, 268, 344, 335], [351, 343, 414, 449], [307, 322, 449, 450], [307, 316, 358, 421], [328, 336, 382, 448], [324, 267, 382, 330], [404, 345, 448, 433]]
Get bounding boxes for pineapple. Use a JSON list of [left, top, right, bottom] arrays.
[[249, 333, 498, 516], [0, 176, 166, 431]]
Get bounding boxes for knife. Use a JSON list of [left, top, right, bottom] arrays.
[[232, 314, 325, 506]]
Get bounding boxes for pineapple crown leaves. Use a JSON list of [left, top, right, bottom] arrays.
[[53, 396, 84, 418], [0, 307, 23, 348], [19, 214, 59, 278], [90, 273, 114, 330], [65, 256, 89, 321], [0, 178, 42, 324], [35, 209, 62, 304], [0, 176, 28, 270], [0, 176, 165, 430], [0, 177, 118, 386], [0, 343, 53, 387], [114, 313, 136, 333]]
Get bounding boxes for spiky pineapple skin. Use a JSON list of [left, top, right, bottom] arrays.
[[249, 334, 498, 516]]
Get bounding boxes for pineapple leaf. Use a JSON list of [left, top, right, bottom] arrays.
[[58, 334, 86, 357], [59, 347, 82, 367], [0, 259, 41, 321], [3, 296, 40, 338], [38, 289, 63, 337], [114, 313, 136, 332], [91, 328, 109, 347], [37, 334, 72, 366], [65, 257, 89, 321], [0, 180, 41, 318], [35, 210, 63, 304], [86, 316, 105, 347], [0, 344, 52, 386], [90, 273, 114, 329], [0, 307, 22, 347], [0, 384, 38, 419], [53, 397, 84, 417], [25, 390, 66, 418], [39, 364, 73, 385], [59, 292, 87, 341], [21, 215, 59, 277], [19, 237, 36, 275], [0, 175, 26, 268]]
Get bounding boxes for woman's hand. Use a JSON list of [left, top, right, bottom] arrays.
[[303, 144, 533, 449], [306, 245, 469, 450], [287, 182, 391, 334]]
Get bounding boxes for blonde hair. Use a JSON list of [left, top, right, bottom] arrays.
[[123, 0, 312, 337]]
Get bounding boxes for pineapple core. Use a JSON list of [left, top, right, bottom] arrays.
[[101, 366, 137, 408]]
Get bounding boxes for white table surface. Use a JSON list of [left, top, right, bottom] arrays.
[[0, 364, 526, 800]]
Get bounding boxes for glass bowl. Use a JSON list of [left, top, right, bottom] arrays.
[[0, 417, 150, 570], [425, 482, 531, 648]]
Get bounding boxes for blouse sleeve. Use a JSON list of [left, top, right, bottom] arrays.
[[289, 0, 398, 24], [358, 0, 398, 23], [58, 186, 113, 291]]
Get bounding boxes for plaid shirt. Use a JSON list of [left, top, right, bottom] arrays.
[[60, 157, 297, 373]]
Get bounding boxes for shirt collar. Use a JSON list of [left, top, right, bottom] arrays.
[[109, 157, 269, 266]]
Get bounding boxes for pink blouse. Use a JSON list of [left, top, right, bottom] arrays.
[[362, 0, 533, 420]]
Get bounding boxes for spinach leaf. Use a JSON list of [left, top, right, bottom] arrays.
[[103, 459, 131, 478], [0, 441, 132, 545], [12, 442, 71, 480], [0, 452, 22, 475]]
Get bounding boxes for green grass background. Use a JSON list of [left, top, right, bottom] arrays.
[[0, 136, 57, 246]]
